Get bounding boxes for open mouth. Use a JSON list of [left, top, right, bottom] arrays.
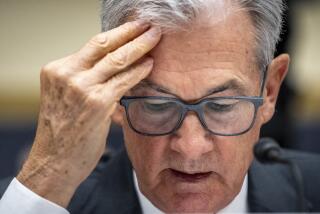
[[170, 169, 212, 182]]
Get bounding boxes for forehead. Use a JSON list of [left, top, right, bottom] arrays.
[[141, 8, 260, 100]]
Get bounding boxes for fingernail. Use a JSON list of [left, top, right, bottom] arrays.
[[141, 59, 154, 76], [146, 26, 162, 38], [144, 58, 154, 66], [135, 20, 150, 29]]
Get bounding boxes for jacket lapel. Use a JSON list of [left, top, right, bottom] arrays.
[[68, 149, 142, 214], [94, 149, 142, 214], [248, 159, 311, 212]]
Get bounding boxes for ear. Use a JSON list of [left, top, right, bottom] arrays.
[[111, 103, 125, 126], [260, 54, 290, 124]]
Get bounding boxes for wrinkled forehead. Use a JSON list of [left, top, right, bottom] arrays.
[[133, 5, 260, 100], [148, 2, 256, 66]]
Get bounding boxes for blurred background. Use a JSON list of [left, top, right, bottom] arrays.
[[0, 0, 319, 179]]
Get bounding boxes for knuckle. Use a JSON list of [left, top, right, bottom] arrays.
[[86, 91, 106, 109], [68, 76, 83, 91], [41, 59, 72, 81], [63, 77, 86, 100], [40, 67, 63, 85], [89, 33, 109, 48], [106, 51, 128, 70], [51, 69, 69, 85], [121, 23, 135, 34], [41, 61, 57, 75], [132, 41, 148, 53]]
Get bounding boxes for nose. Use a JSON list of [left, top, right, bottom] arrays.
[[170, 112, 214, 160]]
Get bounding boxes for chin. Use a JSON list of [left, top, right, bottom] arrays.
[[162, 193, 221, 214]]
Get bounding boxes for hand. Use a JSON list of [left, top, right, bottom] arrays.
[[17, 21, 161, 207]]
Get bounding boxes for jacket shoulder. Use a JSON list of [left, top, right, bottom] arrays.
[[283, 149, 320, 211], [249, 149, 320, 212]]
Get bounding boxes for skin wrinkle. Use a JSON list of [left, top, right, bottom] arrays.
[[158, 43, 251, 54], [152, 67, 249, 77], [101, 0, 285, 73], [15, 1, 287, 211], [16, 21, 162, 208], [132, 79, 249, 101], [144, 70, 257, 100], [113, 3, 285, 212], [153, 58, 252, 71], [152, 31, 258, 78]]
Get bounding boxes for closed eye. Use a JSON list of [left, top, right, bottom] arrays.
[[142, 100, 177, 113], [205, 101, 238, 113]]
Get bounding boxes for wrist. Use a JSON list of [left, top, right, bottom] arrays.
[[17, 158, 78, 208]]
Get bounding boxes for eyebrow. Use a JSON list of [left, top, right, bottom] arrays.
[[132, 80, 175, 96], [203, 79, 247, 97], [132, 79, 247, 99]]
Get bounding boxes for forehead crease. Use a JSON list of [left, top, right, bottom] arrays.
[[131, 80, 171, 94], [156, 39, 249, 52], [154, 59, 248, 74], [151, 34, 255, 75], [155, 41, 251, 55], [208, 79, 247, 94], [157, 51, 249, 61], [132, 75, 248, 98]]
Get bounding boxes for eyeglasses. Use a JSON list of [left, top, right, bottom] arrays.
[[120, 96, 264, 136]]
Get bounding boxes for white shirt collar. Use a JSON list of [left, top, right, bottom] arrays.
[[133, 171, 248, 214]]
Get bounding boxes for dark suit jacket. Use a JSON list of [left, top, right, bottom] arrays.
[[1, 149, 320, 213]]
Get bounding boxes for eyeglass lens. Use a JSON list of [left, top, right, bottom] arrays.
[[126, 98, 256, 136]]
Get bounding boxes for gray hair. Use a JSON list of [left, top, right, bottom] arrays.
[[100, 0, 285, 72]]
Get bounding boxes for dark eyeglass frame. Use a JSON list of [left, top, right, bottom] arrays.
[[120, 66, 268, 137], [120, 95, 264, 137]]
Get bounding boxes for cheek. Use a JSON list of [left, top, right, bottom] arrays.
[[216, 128, 259, 187], [121, 118, 170, 186]]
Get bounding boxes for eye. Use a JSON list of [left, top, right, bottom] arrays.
[[142, 99, 176, 113], [205, 99, 238, 112]]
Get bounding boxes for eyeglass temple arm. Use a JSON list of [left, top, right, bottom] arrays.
[[259, 66, 269, 97]]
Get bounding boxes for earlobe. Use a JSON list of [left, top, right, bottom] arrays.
[[111, 103, 125, 126], [260, 54, 290, 124]]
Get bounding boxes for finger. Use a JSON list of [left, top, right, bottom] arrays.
[[73, 20, 150, 69], [102, 57, 154, 102], [92, 27, 161, 83]]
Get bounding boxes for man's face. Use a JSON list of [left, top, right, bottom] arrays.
[[115, 8, 286, 213]]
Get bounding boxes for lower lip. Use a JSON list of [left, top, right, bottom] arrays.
[[170, 169, 212, 182]]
